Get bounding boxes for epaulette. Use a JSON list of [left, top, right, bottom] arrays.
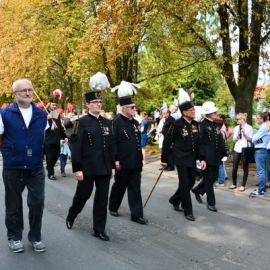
[[167, 123, 174, 136], [198, 122, 202, 133], [73, 119, 79, 135], [111, 119, 114, 132], [60, 119, 66, 131]]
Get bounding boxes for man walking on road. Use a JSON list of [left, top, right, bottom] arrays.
[[0, 78, 48, 253], [192, 101, 227, 212], [66, 72, 115, 241], [161, 101, 206, 221], [44, 92, 66, 180], [109, 81, 148, 225]]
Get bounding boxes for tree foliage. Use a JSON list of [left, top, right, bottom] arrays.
[[0, 0, 269, 118], [155, 0, 270, 123]]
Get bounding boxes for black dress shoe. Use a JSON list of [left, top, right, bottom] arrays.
[[192, 189, 202, 204], [109, 211, 120, 217], [173, 205, 183, 212], [66, 219, 74, 229], [164, 167, 174, 171], [185, 214, 195, 221], [207, 205, 217, 212], [94, 232, 110, 241], [48, 175, 57, 180], [131, 217, 148, 225]]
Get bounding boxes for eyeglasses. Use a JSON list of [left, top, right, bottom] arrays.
[[15, 88, 33, 94], [89, 100, 102, 104], [124, 106, 137, 109]]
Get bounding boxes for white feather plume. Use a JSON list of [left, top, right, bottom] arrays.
[[89, 72, 110, 91], [111, 81, 141, 98], [178, 88, 191, 103]]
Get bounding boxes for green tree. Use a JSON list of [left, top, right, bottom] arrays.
[[157, 0, 270, 124]]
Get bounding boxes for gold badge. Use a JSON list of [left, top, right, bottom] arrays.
[[95, 92, 102, 99]]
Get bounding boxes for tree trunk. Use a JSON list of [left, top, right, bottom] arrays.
[[233, 84, 254, 125]]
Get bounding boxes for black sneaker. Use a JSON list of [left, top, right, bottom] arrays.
[[48, 175, 57, 180]]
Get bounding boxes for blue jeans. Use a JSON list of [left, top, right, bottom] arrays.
[[254, 149, 268, 193], [267, 149, 270, 181], [2, 168, 45, 242], [218, 163, 225, 184], [60, 154, 68, 173]]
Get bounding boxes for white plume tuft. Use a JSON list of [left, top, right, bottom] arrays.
[[89, 72, 110, 91], [111, 81, 141, 98], [178, 88, 190, 103]]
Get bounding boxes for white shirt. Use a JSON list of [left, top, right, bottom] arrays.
[[19, 106, 33, 128], [233, 123, 253, 153], [0, 114, 4, 134]]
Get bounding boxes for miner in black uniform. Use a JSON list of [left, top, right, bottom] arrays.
[[161, 101, 206, 221], [109, 81, 148, 225], [44, 92, 66, 180], [66, 72, 115, 241], [192, 101, 227, 212]]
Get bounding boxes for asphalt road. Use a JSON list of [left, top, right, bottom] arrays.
[[0, 156, 269, 270]]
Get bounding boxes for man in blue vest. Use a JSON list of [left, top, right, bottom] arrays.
[[0, 78, 48, 253]]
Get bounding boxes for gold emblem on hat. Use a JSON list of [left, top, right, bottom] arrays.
[[95, 92, 102, 99]]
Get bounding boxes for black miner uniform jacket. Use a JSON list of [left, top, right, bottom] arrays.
[[198, 118, 227, 166], [71, 114, 115, 176], [161, 117, 203, 167], [162, 115, 175, 137], [113, 114, 143, 169]]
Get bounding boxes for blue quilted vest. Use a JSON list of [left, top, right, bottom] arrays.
[[1, 102, 47, 170]]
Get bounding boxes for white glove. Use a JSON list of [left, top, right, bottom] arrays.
[[221, 157, 228, 162], [196, 160, 201, 169]]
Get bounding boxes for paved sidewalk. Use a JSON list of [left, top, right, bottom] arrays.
[[143, 154, 270, 201]]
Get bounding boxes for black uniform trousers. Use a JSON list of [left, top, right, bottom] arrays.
[[44, 143, 60, 176], [67, 174, 111, 234], [167, 149, 175, 169], [169, 165, 196, 216], [109, 168, 143, 219], [192, 165, 219, 206]]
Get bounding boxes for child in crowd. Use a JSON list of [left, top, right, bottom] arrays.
[[60, 138, 71, 177]]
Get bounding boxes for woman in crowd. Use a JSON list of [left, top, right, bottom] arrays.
[[266, 113, 270, 188], [229, 113, 253, 191], [155, 113, 165, 149], [216, 114, 233, 186], [140, 112, 149, 164]]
